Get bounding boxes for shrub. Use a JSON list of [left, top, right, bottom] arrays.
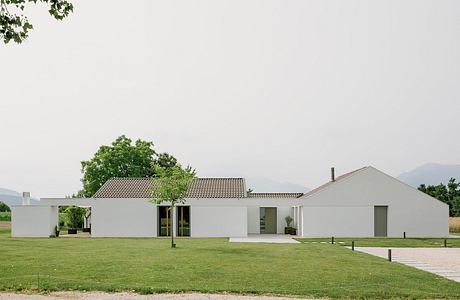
[[0, 201, 10, 212], [65, 206, 85, 229], [59, 213, 66, 227], [0, 212, 11, 221], [285, 215, 293, 227]]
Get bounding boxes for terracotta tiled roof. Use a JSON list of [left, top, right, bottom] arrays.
[[299, 167, 368, 198], [93, 177, 246, 199], [248, 192, 303, 198]]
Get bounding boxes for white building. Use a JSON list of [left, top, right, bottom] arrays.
[[11, 166, 449, 238]]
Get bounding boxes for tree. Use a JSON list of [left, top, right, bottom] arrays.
[[418, 178, 460, 217], [1, 0, 73, 44], [64, 206, 85, 230], [149, 165, 196, 248], [80, 135, 186, 197], [0, 201, 10, 212]]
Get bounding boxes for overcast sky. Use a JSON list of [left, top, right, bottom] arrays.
[[1, 0, 459, 198]]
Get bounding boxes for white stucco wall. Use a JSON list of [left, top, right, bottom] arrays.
[[91, 198, 157, 237], [302, 206, 373, 237], [247, 206, 260, 234], [277, 207, 293, 233], [11, 206, 58, 237], [191, 206, 247, 237], [301, 167, 449, 237]]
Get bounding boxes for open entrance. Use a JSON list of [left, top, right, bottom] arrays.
[[374, 206, 388, 237], [260, 207, 277, 234], [57, 205, 91, 237]]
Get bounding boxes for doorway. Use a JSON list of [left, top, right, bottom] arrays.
[[260, 207, 277, 234], [177, 206, 190, 237], [374, 206, 388, 237], [158, 206, 171, 236]]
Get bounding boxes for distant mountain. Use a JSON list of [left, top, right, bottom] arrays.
[[397, 163, 460, 188], [245, 177, 309, 193], [0, 188, 40, 207], [0, 188, 21, 197]]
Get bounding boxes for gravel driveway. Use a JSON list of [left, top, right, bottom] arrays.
[[355, 247, 460, 283]]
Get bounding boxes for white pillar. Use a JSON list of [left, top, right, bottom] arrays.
[[172, 205, 177, 238]]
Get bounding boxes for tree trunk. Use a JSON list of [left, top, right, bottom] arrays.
[[171, 204, 176, 248]]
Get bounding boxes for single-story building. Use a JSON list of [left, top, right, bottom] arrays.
[[11, 166, 449, 238]]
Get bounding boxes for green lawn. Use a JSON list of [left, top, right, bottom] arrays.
[[1, 228, 460, 299], [297, 237, 460, 248]]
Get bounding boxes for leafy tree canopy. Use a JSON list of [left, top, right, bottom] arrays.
[[0, 201, 10, 212], [64, 206, 85, 229], [419, 178, 460, 217], [80, 135, 189, 197], [1, 0, 73, 44], [149, 165, 196, 206]]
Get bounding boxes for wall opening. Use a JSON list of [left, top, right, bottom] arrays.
[[374, 206, 388, 237], [260, 207, 277, 234]]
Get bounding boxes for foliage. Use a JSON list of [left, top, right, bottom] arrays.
[[418, 178, 460, 217], [80, 135, 191, 197], [2, 231, 460, 298], [0, 211, 11, 221], [58, 212, 65, 227], [0, 0, 73, 44], [64, 206, 85, 229], [149, 164, 196, 247], [285, 215, 293, 227], [0, 201, 10, 212]]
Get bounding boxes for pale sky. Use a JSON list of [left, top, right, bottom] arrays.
[[1, 0, 459, 198]]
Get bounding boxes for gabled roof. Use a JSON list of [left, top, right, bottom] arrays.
[[248, 192, 303, 198], [299, 167, 368, 199], [93, 177, 246, 199]]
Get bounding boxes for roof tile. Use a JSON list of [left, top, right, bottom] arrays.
[[93, 177, 246, 198]]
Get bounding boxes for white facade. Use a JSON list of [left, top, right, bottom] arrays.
[[11, 166, 449, 238], [11, 205, 58, 237], [300, 167, 449, 237]]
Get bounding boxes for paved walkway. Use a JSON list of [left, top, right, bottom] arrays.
[[229, 234, 299, 244], [355, 247, 460, 283]]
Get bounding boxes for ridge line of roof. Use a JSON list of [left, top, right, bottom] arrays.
[[299, 166, 369, 199]]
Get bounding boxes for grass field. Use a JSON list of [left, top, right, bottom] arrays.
[[297, 237, 460, 248], [451, 217, 460, 233], [1, 228, 460, 298]]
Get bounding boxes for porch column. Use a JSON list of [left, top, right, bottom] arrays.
[[172, 206, 177, 238]]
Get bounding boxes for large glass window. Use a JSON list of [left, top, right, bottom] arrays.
[[177, 206, 190, 237], [158, 206, 171, 236]]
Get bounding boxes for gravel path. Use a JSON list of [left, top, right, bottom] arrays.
[[0, 292, 303, 300], [355, 247, 460, 283]]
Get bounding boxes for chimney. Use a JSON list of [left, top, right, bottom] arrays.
[[22, 192, 30, 205], [331, 167, 335, 182]]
